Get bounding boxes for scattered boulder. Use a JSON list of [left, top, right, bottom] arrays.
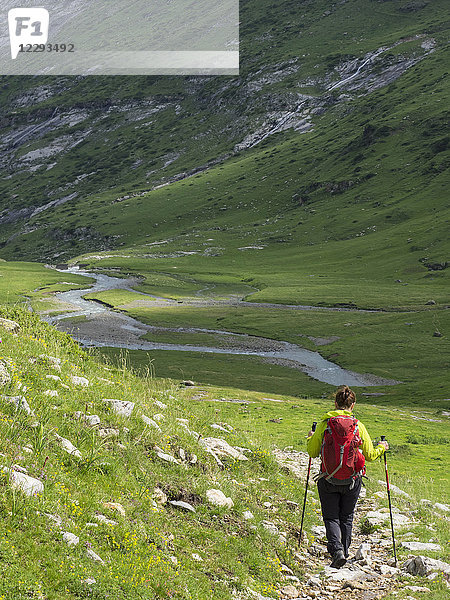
[[210, 423, 230, 433], [55, 433, 82, 459], [206, 489, 234, 509], [153, 488, 168, 505], [2, 467, 43, 497], [433, 331, 443, 338], [356, 542, 371, 561], [377, 480, 410, 498], [44, 390, 58, 397], [312, 525, 326, 537], [0, 317, 20, 333], [0, 362, 11, 386], [154, 447, 180, 465], [39, 355, 62, 371], [402, 555, 450, 576], [103, 399, 134, 417], [425, 299, 436, 305], [373, 491, 387, 500], [154, 400, 167, 409], [404, 586, 431, 593], [46, 375, 61, 381], [153, 413, 165, 422], [279, 584, 298, 599], [199, 438, 248, 461], [261, 521, 279, 535], [181, 380, 195, 386], [378, 565, 400, 576], [70, 375, 89, 387], [95, 514, 118, 526], [401, 541, 441, 551], [169, 500, 196, 513], [323, 566, 369, 582], [45, 512, 62, 527], [75, 412, 101, 426], [434, 502, 449, 512], [2, 395, 34, 416], [86, 548, 104, 564], [243, 511, 254, 520], [97, 428, 120, 438], [142, 415, 162, 431], [191, 553, 203, 561], [366, 509, 412, 527], [103, 502, 125, 516], [62, 532, 79, 546]]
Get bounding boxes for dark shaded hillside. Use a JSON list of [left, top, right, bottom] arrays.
[[0, 0, 448, 262]]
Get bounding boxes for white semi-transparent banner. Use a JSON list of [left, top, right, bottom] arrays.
[[0, 0, 239, 75]]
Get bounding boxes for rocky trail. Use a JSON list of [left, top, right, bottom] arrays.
[[261, 448, 450, 600]]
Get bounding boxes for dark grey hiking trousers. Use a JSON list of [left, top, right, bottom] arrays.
[[317, 477, 362, 557]]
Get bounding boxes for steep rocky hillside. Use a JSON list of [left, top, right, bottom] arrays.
[[0, 0, 448, 260]]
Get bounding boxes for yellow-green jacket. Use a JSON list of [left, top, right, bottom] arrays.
[[306, 410, 386, 462]]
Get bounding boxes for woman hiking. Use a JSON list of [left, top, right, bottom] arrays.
[[306, 386, 389, 568]]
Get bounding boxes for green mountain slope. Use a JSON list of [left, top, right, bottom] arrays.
[[0, 0, 448, 268]]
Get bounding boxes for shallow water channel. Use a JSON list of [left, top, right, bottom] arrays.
[[44, 268, 399, 388]]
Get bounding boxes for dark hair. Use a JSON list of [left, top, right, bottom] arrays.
[[335, 386, 356, 409]]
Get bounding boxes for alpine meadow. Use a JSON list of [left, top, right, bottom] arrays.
[[0, 1, 448, 599]]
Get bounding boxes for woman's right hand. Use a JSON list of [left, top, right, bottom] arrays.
[[379, 441, 389, 450]]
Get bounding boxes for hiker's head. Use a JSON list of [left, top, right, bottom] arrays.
[[335, 386, 356, 410]]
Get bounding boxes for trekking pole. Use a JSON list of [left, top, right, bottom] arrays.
[[381, 435, 397, 566], [299, 421, 317, 546]]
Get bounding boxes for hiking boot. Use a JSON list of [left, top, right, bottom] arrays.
[[330, 549, 346, 569]]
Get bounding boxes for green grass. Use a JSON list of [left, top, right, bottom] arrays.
[[0, 305, 448, 599], [0, 261, 92, 305]]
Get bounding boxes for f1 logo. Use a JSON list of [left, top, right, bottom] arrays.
[[8, 8, 50, 59]]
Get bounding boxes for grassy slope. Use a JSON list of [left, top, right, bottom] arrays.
[[0, 261, 92, 306], [0, 307, 448, 600]]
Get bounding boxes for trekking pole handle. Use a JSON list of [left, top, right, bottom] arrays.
[[312, 421, 317, 432], [381, 435, 386, 441]]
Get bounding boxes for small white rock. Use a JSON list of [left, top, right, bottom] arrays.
[[70, 375, 89, 387], [142, 415, 162, 432], [356, 542, 371, 561], [433, 502, 449, 512], [243, 511, 254, 520], [86, 548, 104, 564], [103, 399, 134, 417], [62, 532, 79, 546], [55, 433, 82, 459], [95, 514, 118, 526], [206, 489, 234, 509], [154, 400, 167, 409], [401, 542, 441, 552]]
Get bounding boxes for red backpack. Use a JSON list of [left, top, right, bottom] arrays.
[[320, 415, 366, 481]]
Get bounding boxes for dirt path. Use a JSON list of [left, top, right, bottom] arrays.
[[272, 448, 405, 600]]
